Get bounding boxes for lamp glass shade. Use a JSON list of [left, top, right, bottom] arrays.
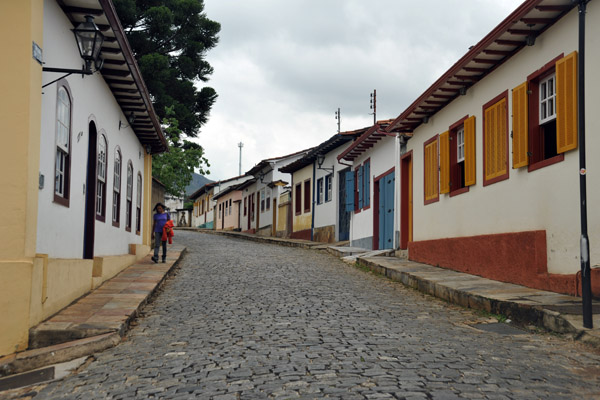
[[73, 16, 104, 61], [317, 154, 325, 167]]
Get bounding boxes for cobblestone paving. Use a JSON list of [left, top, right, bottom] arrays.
[[36, 232, 600, 399]]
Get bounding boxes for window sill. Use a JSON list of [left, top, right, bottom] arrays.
[[126, 227, 131, 232], [449, 186, 470, 197], [112, 221, 120, 228], [136, 230, 140, 236], [424, 196, 439, 205], [53, 194, 70, 208], [483, 172, 509, 187], [527, 154, 564, 173], [96, 215, 106, 223]]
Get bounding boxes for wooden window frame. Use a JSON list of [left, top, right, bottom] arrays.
[[527, 53, 565, 172], [54, 82, 73, 207], [295, 183, 302, 216], [316, 177, 324, 205], [266, 189, 271, 211], [135, 173, 142, 235], [362, 158, 371, 211], [303, 179, 311, 213], [483, 91, 510, 187], [325, 174, 332, 202], [112, 148, 122, 227], [423, 134, 439, 205], [95, 134, 108, 222], [125, 161, 133, 232], [448, 115, 470, 197], [243, 197, 247, 216]]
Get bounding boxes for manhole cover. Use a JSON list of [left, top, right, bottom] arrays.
[[472, 323, 526, 335]]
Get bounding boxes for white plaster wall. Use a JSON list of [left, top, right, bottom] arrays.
[[38, 1, 145, 258], [314, 142, 350, 236], [349, 136, 396, 248], [406, 6, 600, 274]]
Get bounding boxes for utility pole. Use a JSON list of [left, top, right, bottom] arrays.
[[576, 0, 592, 328], [370, 89, 376, 124], [335, 108, 341, 133], [238, 142, 244, 176]]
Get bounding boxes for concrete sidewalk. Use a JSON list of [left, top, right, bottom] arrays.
[[0, 244, 186, 380], [190, 228, 600, 348]]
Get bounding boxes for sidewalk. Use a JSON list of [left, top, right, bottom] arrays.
[[0, 245, 185, 382], [191, 228, 600, 348]]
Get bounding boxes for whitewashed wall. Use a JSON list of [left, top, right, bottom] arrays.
[[38, 0, 146, 258], [349, 136, 397, 249], [314, 142, 351, 240], [406, 5, 600, 274]]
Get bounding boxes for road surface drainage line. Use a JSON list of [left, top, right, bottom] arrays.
[[471, 322, 527, 335]]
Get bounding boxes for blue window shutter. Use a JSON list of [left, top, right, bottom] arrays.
[[358, 167, 363, 209], [345, 171, 354, 212], [364, 161, 370, 207]]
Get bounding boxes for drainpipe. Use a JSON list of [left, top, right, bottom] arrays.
[[576, 0, 592, 329], [311, 160, 316, 241]]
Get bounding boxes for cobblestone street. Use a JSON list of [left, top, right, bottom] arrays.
[[36, 231, 600, 399]]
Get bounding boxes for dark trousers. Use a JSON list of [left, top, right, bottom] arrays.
[[154, 232, 167, 259]]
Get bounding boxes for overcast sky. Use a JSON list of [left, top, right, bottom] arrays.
[[196, 0, 524, 181]]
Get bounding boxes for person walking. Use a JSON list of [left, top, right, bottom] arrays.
[[152, 203, 169, 263]]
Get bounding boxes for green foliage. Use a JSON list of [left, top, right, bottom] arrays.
[[114, 0, 220, 137], [152, 108, 210, 197]]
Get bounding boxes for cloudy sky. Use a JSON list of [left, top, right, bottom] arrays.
[[196, 0, 524, 181]]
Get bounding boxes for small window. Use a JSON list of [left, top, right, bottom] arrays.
[[456, 127, 465, 163], [135, 174, 142, 234], [266, 189, 271, 211], [303, 179, 311, 213], [317, 178, 323, 205], [126, 161, 133, 231], [229, 198, 232, 215], [325, 174, 332, 202], [112, 148, 122, 226], [96, 134, 107, 221], [54, 86, 71, 206], [539, 74, 556, 124], [295, 183, 302, 215], [243, 197, 247, 216], [260, 189, 265, 212]]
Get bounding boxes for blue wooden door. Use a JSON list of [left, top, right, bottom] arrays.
[[338, 169, 352, 241], [378, 171, 395, 249]]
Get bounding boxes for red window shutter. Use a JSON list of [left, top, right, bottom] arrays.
[[464, 115, 476, 187], [439, 131, 450, 194], [556, 51, 578, 154], [512, 82, 529, 168]]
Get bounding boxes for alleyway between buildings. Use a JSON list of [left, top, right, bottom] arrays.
[[34, 231, 600, 399]]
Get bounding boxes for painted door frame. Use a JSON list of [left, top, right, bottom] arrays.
[[373, 167, 395, 250], [83, 121, 98, 259], [400, 151, 413, 249]]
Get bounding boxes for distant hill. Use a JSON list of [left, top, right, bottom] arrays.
[[185, 173, 214, 196]]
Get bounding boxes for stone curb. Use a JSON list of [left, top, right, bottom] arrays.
[[355, 256, 600, 349], [0, 247, 187, 379], [191, 228, 322, 250]]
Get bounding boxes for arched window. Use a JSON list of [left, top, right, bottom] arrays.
[[54, 86, 71, 206], [112, 148, 122, 226], [135, 173, 142, 234], [96, 134, 108, 221], [126, 161, 133, 231]]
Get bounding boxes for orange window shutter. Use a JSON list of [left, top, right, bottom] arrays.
[[439, 131, 450, 194], [484, 105, 496, 181], [512, 82, 529, 168], [556, 51, 578, 154], [464, 115, 476, 186], [484, 99, 507, 181], [424, 140, 438, 202]]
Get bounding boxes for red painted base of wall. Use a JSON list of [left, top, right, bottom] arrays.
[[290, 229, 311, 241], [242, 229, 256, 234], [408, 230, 600, 298]]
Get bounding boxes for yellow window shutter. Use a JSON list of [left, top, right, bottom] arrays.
[[424, 139, 438, 202], [512, 82, 529, 168], [484, 98, 507, 181], [439, 131, 450, 194], [556, 51, 578, 153], [464, 115, 476, 186]]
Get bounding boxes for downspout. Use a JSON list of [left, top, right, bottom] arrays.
[[311, 160, 316, 241], [576, 0, 592, 329]]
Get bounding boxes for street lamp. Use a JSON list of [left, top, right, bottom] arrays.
[[42, 15, 104, 88], [316, 153, 333, 173]]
